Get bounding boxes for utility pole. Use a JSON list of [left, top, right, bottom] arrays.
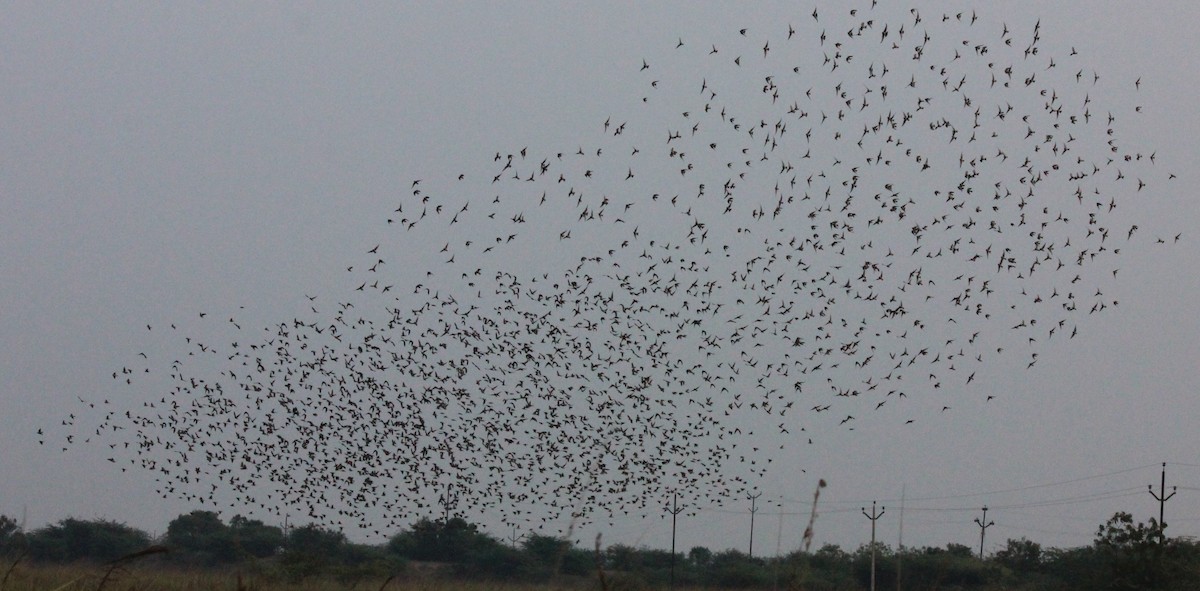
[[896, 485, 905, 591], [772, 505, 784, 591], [862, 501, 884, 591], [442, 482, 456, 524], [974, 506, 994, 559], [507, 526, 526, 548], [668, 493, 686, 591], [747, 491, 762, 558], [1148, 462, 1176, 543]]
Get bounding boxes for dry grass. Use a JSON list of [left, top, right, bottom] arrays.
[[0, 563, 622, 591]]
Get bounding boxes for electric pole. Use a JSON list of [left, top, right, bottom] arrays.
[[507, 526, 526, 548], [862, 501, 884, 591], [1148, 462, 1176, 543], [772, 505, 784, 591], [668, 493, 686, 591], [747, 491, 762, 558], [897, 485, 905, 591], [441, 482, 456, 524], [974, 506, 994, 559]]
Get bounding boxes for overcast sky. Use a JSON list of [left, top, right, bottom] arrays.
[[4, 1, 1200, 556]]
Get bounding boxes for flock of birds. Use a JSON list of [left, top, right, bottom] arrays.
[[57, 4, 1177, 538]]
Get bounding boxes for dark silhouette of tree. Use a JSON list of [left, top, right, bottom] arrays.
[[14, 508, 1200, 590], [852, 542, 896, 589], [993, 537, 1043, 572], [279, 523, 348, 580], [227, 515, 283, 560], [386, 517, 524, 579], [26, 518, 150, 563], [1040, 545, 1107, 591], [806, 543, 855, 588], [388, 517, 493, 563], [520, 533, 590, 579], [892, 544, 996, 590], [1093, 511, 1200, 591], [521, 533, 569, 565], [165, 510, 233, 564], [707, 549, 769, 588], [286, 523, 347, 558], [604, 543, 641, 572], [688, 546, 713, 569], [0, 515, 20, 552]]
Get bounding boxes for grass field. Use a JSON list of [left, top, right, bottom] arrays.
[[0, 562, 620, 591]]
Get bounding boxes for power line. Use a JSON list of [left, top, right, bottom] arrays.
[[789, 464, 1160, 506], [988, 488, 1146, 511], [899, 487, 1146, 513], [718, 486, 1145, 517], [990, 522, 1096, 538]]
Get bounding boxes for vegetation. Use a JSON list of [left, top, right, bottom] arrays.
[[0, 510, 1198, 590]]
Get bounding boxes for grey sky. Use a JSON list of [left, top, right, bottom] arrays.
[[3, 1, 1200, 555]]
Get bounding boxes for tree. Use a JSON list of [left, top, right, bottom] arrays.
[[280, 523, 348, 580], [518, 533, 589, 578], [456, 541, 522, 580], [0, 514, 26, 567], [1092, 511, 1200, 591], [26, 518, 150, 563], [165, 510, 233, 564], [0, 515, 21, 551], [688, 546, 712, 569], [388, 517, 495, 563], [945, 542, 975, 558], [228, 515, 283, 559], [286, 523, 346, 558], [707, 549, 768, 588], [994, 537, 1043, 573], [852, 542, 896, 589], [605, 543, 641, 571], [808, 543, 853, 579], [522, 533, 570, 567], [900, 544, 995, 590], [1039, 545, 1107, 591]]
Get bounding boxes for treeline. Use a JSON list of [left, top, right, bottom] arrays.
[[3, 511, 1200, 589]]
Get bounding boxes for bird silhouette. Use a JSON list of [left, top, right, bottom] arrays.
[[55, 3, 1180, 539]]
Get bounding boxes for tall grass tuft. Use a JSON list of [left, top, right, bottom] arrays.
[[801, 479, 827, 553], [593, 534, 608, 591], [94, 545, 169, 591], [0, 548, 26, 591], [375, 573, 396, 591]]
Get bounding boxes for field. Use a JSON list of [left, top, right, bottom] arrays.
[[0, 563, 609, 591]]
